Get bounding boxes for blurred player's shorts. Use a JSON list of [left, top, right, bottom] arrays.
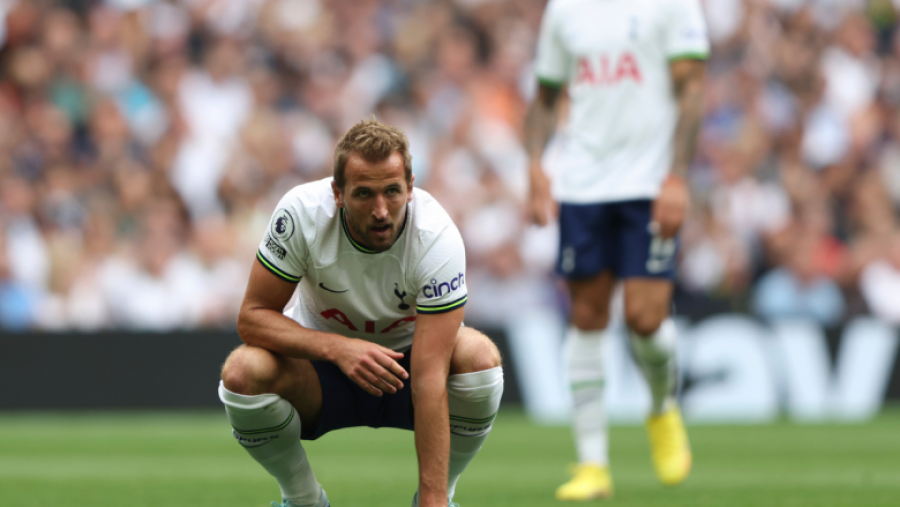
[[556, 200, 678, 280]]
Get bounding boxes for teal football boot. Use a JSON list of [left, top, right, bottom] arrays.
[[271, 488, 330, 507]]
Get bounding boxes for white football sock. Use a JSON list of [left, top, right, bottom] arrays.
[[566, 326, 609, 466], [629, 318, 678, 415], [218, 382, 322, 506], [446, 366, 504, 502]]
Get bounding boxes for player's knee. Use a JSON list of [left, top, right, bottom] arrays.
[[452, 329, 502, 374], [570, 301, 609, 331], [478, 338, 503, 371], [624, 307, 666, 337], [221, 345, 281, 395], [469, 342, 502, 373]]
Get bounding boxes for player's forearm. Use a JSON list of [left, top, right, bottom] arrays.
[[412, 373, 450, 507], [237, 306, 345, 362], [670, 66, 705, 179], [524, 85, 562, 167]]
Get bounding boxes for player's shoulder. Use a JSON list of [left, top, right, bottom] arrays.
[[408, 188, 462, 246], [657, 0, 704, 14], [271, 177, 337, 243], [546, 0, 590, 9], [277, 178, 336, 220], [410, 187, 455, 231], [544, 0, 586, 17], [279, 177, 334, 208]]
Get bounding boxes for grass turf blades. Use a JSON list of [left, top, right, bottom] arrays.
[[0, 408, 898, 506]]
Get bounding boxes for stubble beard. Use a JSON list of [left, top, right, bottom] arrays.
[[349, 216, 394, 252]]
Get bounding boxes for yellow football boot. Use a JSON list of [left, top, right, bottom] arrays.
[[646, 404, 692, 486], [555, 463, 613, 501]]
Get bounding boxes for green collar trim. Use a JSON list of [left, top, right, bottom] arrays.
[[537, 75, 566, 88], [668, 51, 709, 61]]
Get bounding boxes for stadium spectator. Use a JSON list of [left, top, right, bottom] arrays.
[[859, 233, 900, 324], [0, 0, 897, 332], [753, 227, 847, 326], [0, 229, 37, 330]]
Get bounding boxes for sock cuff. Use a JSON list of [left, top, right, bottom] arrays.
[[567, 327, 605, 378], [447, 367, 503, 400], [218, 381, 283, 411], [568, 326, 606, 343], [629, 318, 677, 363], [628, 317, 675, 341]]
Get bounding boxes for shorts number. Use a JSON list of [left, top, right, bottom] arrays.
[[646, 234, 675, 274]]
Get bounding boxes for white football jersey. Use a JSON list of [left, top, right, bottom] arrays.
[[256, 178, 467, 352], [535, 0, 710, 203]]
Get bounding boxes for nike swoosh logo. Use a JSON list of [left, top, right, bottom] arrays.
[[319, 283, 348, 293]]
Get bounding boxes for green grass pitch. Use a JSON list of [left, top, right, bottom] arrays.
[[1, 408, 898, 507]]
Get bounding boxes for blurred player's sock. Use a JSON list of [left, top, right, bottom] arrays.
[[629, 318, 678, 415], [445, 366, 504, 502], [218, 382, 322, 507], [566, 326, 609, 466]]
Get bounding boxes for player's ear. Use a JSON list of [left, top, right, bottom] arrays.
[[331, 181, 344, 208], [407, 174, 415, 203]]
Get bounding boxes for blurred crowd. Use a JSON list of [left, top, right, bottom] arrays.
[[0, 0, 899, 331]]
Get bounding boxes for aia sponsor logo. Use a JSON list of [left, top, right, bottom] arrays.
[[320, 308, 416, 334], [575, 52, 642, 86]]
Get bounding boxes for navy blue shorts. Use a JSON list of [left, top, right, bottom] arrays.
[[556, 199, 678, 280], [301, 352, 414, 440]]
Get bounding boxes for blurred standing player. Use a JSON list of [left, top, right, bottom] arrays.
[[525, 0, 708, 499], [218, 119, 503, 507]]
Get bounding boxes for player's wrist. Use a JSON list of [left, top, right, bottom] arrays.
[[529, 167, 550, 190], [322, 334, 352, 364]]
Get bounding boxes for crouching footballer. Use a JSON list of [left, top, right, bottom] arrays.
[[218, 119, 503, 507]]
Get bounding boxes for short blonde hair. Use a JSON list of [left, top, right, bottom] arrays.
[[333, 118, 413, 189]]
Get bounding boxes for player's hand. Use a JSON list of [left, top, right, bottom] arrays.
[[332, 338, 409, 397], [651, 175, 689, 239], [528, 162, 557, 226]]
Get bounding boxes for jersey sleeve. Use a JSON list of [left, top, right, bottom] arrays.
[[414, 226, 468, 315], [663, 0, 710, 61], [534, 0, 571, 87], [256, 193, 308, 284]]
